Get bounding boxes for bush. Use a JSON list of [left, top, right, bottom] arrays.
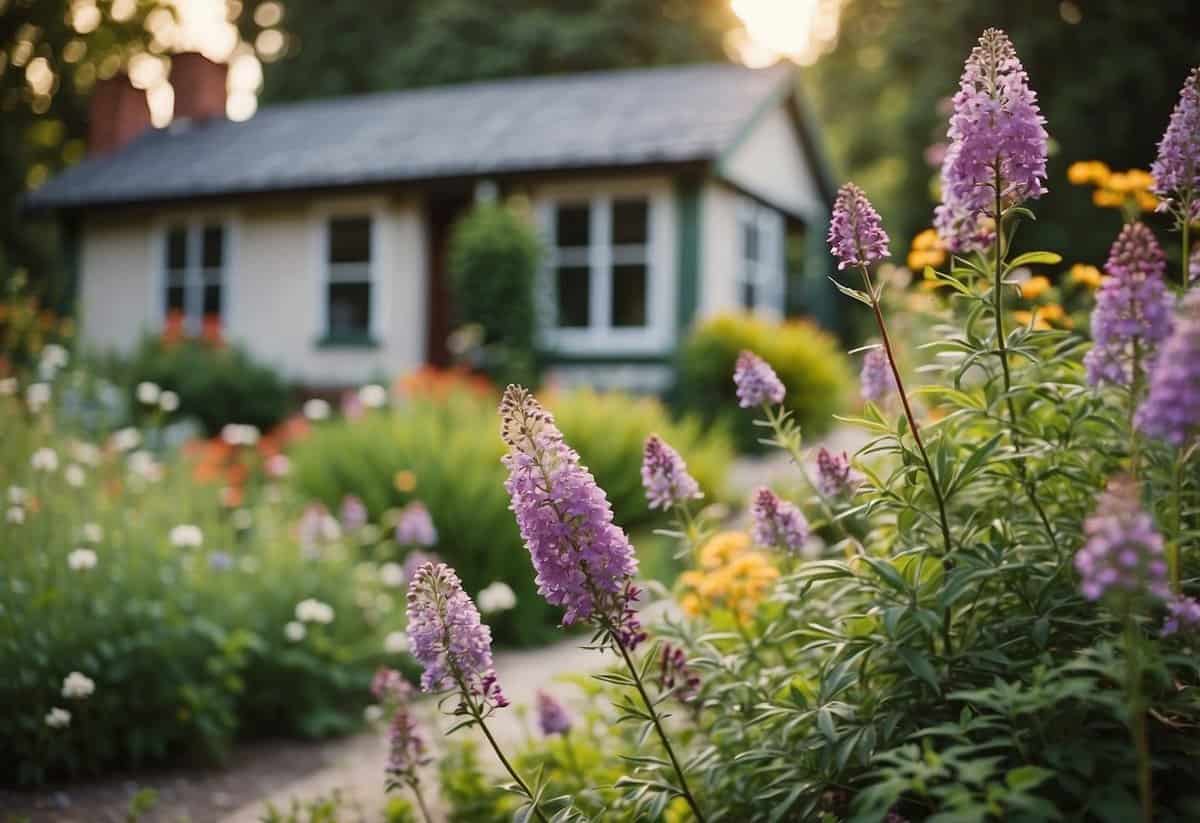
[[448, 201, 541, 386], [287, 386, 731, 646], [0, 381, 401, 785], [675, 312, 852, 452], [121, 335, 291, 436]]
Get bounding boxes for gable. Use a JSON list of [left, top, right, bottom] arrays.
[[718, 99, 827, 220]]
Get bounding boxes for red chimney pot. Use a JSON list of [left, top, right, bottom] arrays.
[[87, 73, 152, 155], [171, 52, 228, 123]]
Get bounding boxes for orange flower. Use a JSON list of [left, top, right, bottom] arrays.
[[1013, 310, 1051, 331], [1020, 275, 1052, 299], [394, 470, 417, 493], [1070, 263, 1103, 289], [1068, 160, 1111, 186], [906, 228, 946, 271]]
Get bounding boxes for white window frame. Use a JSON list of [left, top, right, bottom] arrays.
[[311, 198, 389, 344], [152, 214, 236, 336], [736, 198, 786, 319], [538, 190, 671, 354]]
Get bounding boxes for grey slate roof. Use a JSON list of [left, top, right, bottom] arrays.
[[29, 62, 795, 210]]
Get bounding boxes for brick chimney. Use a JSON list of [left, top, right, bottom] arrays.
[[170, 52, 227, 123], [87, 73, 152, 155]]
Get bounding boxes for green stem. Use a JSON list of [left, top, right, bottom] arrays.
[[473, 707, 550, 823], [1182, 200, 1191, 291], [761, 403, 853, 544], [1171, 453, 1184, 594], [1124, 614, 1153, 823], [409, 780, 435, 823], [612, 633, 708, 823]]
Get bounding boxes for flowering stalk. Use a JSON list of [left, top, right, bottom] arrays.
[[501, 387, 707, 822], [1151, 66, 1199, 289]]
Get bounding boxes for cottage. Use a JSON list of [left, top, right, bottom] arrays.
[[30, 56, 837, 389]]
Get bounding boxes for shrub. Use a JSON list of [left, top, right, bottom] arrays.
[[120, 335, 291, 436], [448, 201, 541, 386], [287, 386, 731, 646], [675, 312, 851, 452], [0, 380, 401, 785]]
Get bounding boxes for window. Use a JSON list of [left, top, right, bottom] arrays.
[[737, 200, 785, 317], [547, 196, 655, 346], [325, 216, 373, 339], [163, 222, 226, 336]]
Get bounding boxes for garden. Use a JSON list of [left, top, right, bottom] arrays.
[[3, 8, 1200, 823]]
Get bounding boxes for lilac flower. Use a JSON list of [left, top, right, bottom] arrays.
[[733, 350, 785, 408], [372, 667, 414, 704], [1162, 595, 1200, 637], [405, 562, 507, 711], [815, 448, 856, 498], [751, 487, 808, 554], [385, 705, 430, 786], [402, 550, 441, 585], [1136, 291, 1200, 446], [499, 386, 644, 648], [659, 643, 701, 703], [828, 183, 891, 270], [1151, 67, 1200, 218], [860, 348, 896, 404], [641, 435, 702, 511], [1083, 222, 1174, 387], [340, 494, 368, 532], [534, 690, 573, 736], [1074, 476, 1169, 602], [395, 501, 437, 547], [935, 29, 1048, 251]]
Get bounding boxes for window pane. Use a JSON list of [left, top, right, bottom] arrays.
[[329, 217, 371, 264], [201, 225, 224, 267], [742, 219, 759, 263], [202, 284, 222, 317], [741, 281, 756, 310], [328, 282, 371, 335], [611, 263, 647, 327], [612, 199, 648, 246], [166, 227, 188, 269], [555, 265, 590, 328], [166, 286, 186, 313], [555, 205, 590, 248]]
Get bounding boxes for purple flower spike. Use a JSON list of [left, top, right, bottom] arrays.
[[405, 562, 508, 711], [659, 643, 701, 703], [395, 501, 438, 547], [1162, 595, 1200, 637], [828, 183, 891, 270], [1136, 292, 1200, 446], [860, 348, 896, 404], [1084, 222, 1174, 388], [1151, 67, 1200, 217], [385, 705, 430, 786], [340, 494, 368, 532], [815, 448, 856, 498], [499, 386, 644, 649], [535, 690, 573, 737], [935, 29, 1048, 251], [642, 435, 702, 511], [751, 487, 808, 555], [372, 667, 414, 704], [733, 350, 785, 408], [1074, 476, 1169, 603]]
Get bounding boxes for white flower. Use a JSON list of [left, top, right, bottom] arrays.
[[266, 454, 291, 478], [62, 671, 95, 699], [358, 384, 388, 409], [44, 707, 71, 728], [384, 631, 409, 654], [159, 390, 180, 412], [303, 398, 331, 421], [363, 704, 384, 724], [220, 423, 260, 446], [477, 581, 517, 614], [127, 450, 161, 481], [169, 524, 204, 548], [295, 598, 335, 624], [6, 506, 25, 525], [71, 441, 101, 466], [379, 562, 406, 588], [8, 486, 26, 505], [68, 548, 98, 571], [0, 377, 17, 396], [40, 343, 69, 372], [81, 522, 103, 543], [30, 447, 59, 472], [284, 621, 307, 642], [136, 381, 161, 405], [26, 382, 51, 412], [65, 464, 86, 488], [110, 427, 141, 452]]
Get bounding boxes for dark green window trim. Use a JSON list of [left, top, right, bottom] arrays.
[[315, 333, 381, 350], [674, 175, 702, 336]]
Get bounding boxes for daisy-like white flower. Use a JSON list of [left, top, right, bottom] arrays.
[[7, 486, 26, 505], [6, 506, 25, 525], [67, 548, 98, 571], [303, 398, 332, 421], [81, 522, 103, 543], [385, 631, 410, 654], [380, 562, 406, 588], [62, 671, 95, 699], [26, 382, 51, 413], [136, 381, 161, 405], [169, 524, 204, 549], [477, 581, 517, 614], [109, 427, 142, 452], [159, 390, 180, 413], [64, 464, 86, 488], [364, 704, 385, 724], [71, 441, 101, 466], [221, 423, 260, 447], [284, 621, 307, 642], [45, 707, 71, 728], [359, 383, 388, 409], [295, 598, 335, 624], [30, 447, 59, 472]]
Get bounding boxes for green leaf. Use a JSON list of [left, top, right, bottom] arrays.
[[897, 647, 941, 694], [1007, 251, 1062, 269], [828, 276, 873, 306], [1005, 765, 1054, 791]]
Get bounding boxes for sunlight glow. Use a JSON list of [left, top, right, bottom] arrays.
[[730, 0, 842, 66]]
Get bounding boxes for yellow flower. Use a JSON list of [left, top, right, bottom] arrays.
[[679, 531, 778, 623], [906, 228, 946, 271], [1136, 190, 1159, 212], [393, 470, 417, 493], [1068, 160, 1110, 186], [1039, 303, 1065, 321], [1070, 263, 1103, 289], [1013, 310, 1051, 331], [1092, 189, 1125, 209], [1126, 169, 1155, 190], [1020, 275, 1052, 300]]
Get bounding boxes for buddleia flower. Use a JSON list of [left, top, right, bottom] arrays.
[[1136, 291, 1200, 446], [1074, 476, 1169, 603], [828, 183, 891, 270], [1151, 67, 1200, 221], [534, 690, 573, 737], [750, 487, 808, 555], [732, 350, 785, 408], [642, 434, 702, 511]]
